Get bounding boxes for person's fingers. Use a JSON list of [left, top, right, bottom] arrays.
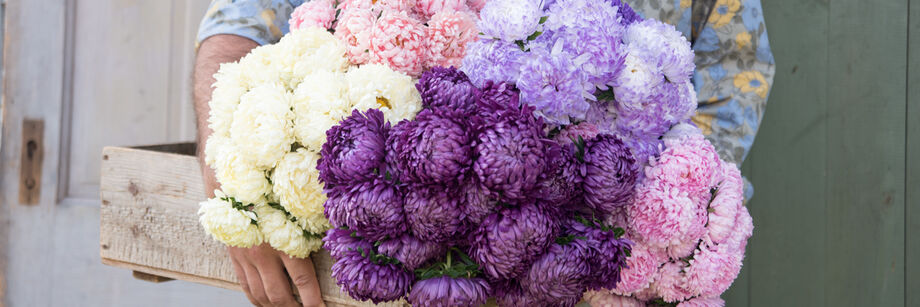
[[280, 254, 325, 307], [251, 247, 299, 307], [241, 260, 270, 307], [228, 247, 260, 306]]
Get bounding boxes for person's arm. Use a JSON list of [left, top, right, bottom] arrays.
[[689, 0, 775, 199], [194, 1, 325, 306]]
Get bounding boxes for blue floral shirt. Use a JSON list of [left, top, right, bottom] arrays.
[[197, 0, 775, 199]]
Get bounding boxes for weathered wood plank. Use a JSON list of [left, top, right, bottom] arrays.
[[99, 146, 408, 307], [745, 1, 828, 306], [906, 0, 919, 305], [826, 0, 907, 305]]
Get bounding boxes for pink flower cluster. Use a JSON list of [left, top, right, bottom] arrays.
[[289, 0, 483, 76], [587, 124, 754, 306]]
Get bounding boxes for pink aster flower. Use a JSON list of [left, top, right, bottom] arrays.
[[612, 241, 667, 295], [426, 10, 479, 69], [652, 124, 722, 201], [290, 0, 336, 30], [370, 10, 428, 76], [652, 261, 693, 303], [334, 9, 376, 64], [707, 162, 744, 244], [678, 297, 725, 307], [582, 291, 645, 307], [685, 243, 743, 298], [628, 181, 707, 254], [415, 0, 468, 19], [467, 0, 487, 12], [338, 0, 414, 12]]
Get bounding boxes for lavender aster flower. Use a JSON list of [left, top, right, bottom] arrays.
[[477, 0, 543, 41], [542, 0, 627, 86], [469, 202, 555, 280], [624, 19, 695, 83], [615, 80, 697, 137], [331, 251, 412, 303], [340, 180, 407, 241], [323, 228, 373, 260], [461, 41, 526, 87], [516, 46, 593, 125], [404, 185, 466, 242], [473, 109, 547, 200], [583, 134, 639, 214], [378, 233, 446, 270], [386, 108, 473, 184], [318, 109, 389, 188], [416, 66, 478, 113], [408, 276, 491, 307], [520, 238, 591, 307]]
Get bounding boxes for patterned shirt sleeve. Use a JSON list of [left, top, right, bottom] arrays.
[[688, 0, 775, 199], [197, 0, 306, 46]]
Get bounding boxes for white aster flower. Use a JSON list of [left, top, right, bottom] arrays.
[[271, 148, 331, 234], [198, 190, 263, 247], [230, 83, 295, 169], [624, 19, 695, 83], [277, 27, 350, 88], [209, 62, 248, 137], [238, 44, 285, 88], [211, 141, 272, 205], [256, 204, 324, 258], [292, 71, 351, 151], [345, 64, 422, 124]]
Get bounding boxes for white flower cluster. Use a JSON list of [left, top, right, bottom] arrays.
[[198, 27, 422, 258]]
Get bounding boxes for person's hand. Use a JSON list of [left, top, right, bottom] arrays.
[[228, 244, 326, 307]]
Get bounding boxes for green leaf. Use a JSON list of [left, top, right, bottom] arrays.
[[539, 16, 548, 24], [526, 31, 543, 41], [595, 87, 616, 101]]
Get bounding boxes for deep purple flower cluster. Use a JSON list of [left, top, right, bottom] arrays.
[[321, 67, 633, 305]]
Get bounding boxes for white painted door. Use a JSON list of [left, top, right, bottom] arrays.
[[1, 0, 250, 306]]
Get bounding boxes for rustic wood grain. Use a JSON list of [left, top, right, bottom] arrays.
[[100, 145, 409, 307], [826, 0, 907, 305], [907, 0, 919, 305]]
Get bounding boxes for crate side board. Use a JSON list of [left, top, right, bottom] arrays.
[[99, 145, 408, 307]]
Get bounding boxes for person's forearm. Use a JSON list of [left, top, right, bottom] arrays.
[[193, 34, 259, 197]]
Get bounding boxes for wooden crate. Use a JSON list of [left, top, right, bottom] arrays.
[[99, 143, 408, 307]]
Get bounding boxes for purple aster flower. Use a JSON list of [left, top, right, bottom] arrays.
[[516, 46, 593, 125], [323, 228, 374, 260], [615, 80, 697, 137], [331, 251, 413, 303], [408, 276, 491, 307], [624, 19, 695, 84], [378, 233, 446, 270], [477, 0, 543, 41], [566, 219, 633, 290], [318, 108, 389, 188], [324, 188, 348, 228], [583, 134, 639, 214], [416, 66, 478, 113], [472, 81, 521, 120], [608, 0, 642, 25], [621, 133, 664, 166], [534, 141, 582, 209], [469, 202, 556, 280], [386, 108, 473, 185], [520, 238, 591, 307], [461, 177, 497, 225], [340, 180, 407, 242], [472, 106, 547, 201], [404, 185, 466, 243], [493, 280, 543, 307], [584, 98, 618, 134], [461, 40, 526, 88]]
